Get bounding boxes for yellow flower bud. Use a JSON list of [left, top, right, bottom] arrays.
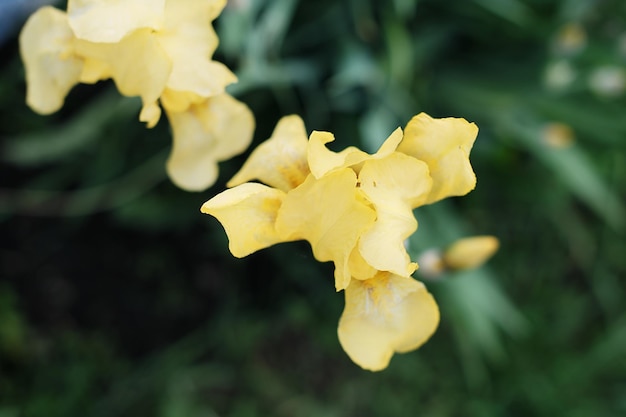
[[553, 23, 587, 56], [542, 122, 575, 149], [443, 235, 499, 270]]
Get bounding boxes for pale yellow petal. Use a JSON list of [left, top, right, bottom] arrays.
[[79, 57, 111, 84], [158, 0, 236, 97], [397, 113, 478, 205], [195, 95, 255, 161], [359, 208, 418, 277], [307, 131, 365, 179], [139, 102, 162, 128], [201, 183, 287, 257], [160, 89, 205, 113], [275, 169, 376, 291], [337, 272, 439, 371], [228, 115, 309, 191], [19, 7, 83, 114], [348, 246, 378, 281], [74, 29, 172, 125], [443, 235, 500, 270], [373, 127, 405, 157], [67, 0, 165, 43], [357, 153, 431, 276], [205, 0, 228, 21], [307, 127, 404, 179], [165, 94, 254, 191]]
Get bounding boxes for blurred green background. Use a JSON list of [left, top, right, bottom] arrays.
[[1, 0, 626, 416]]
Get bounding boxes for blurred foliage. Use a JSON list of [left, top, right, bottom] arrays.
[[1, 0, 626, 416]]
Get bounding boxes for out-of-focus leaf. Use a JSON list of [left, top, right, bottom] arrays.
[[0, 149, 166, 217], [359, 105, 398, 153], [3, 91, 140, 166], [327, 43, 381, 94], [392, 0, 418, 19], [244, 0, 299, 64], [409, 202, 528, 384], [471, 0, 533, 26], [383, 18, 413, 86], [513, 120, 626, 232]]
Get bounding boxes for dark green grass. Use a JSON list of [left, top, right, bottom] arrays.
[[1, 0, 625, 416]]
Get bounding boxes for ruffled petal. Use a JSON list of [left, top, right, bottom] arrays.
[[228, 115, 309, 191], [359, 207, 418, 277], [307, 131, 364, 179], [206, 0, 228, 21], [158, 0, 236, 97], [19, 7, 83, 115], [348, 246, 378, 281], [201, 183, 287, 257], [139, 102, 162, 128], [275, 169, 376, 291], [74, 29, 172, 125], [397, 113, 478, 205], [337, 272, 440, 371], [79, 56, 112, 84], [160, 89, 204, 113], [67, 0, 165, 43], [357, 152, 432, 276], [165, 94, 254, 191], [307, 127, 403, 179]]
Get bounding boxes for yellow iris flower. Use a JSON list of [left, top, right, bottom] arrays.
[[202, 113, 479, 370], [19, 0, 254, 191]]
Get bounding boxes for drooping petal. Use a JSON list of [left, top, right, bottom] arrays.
[[79, 56, 112, 84], [201, 183, 287, 257], [74, 29, 172, 125], [359, 152, 432, 208], [67, 0, 165, 43], [357, 152, 431, 276], [307, 127, 404, 179], [160, 89, 205, 113], [166, 94, 254, 191], [275, 169, 376, 291], [19, 7, 83, 115], [158, 0, 236, 98], [348, 246, 378, 281], [205, 0, 228, 21], [397, 113, 478, 205], [139, 102, 162, 128], [337, 272, 440, 371], [359, 207, 419, 277], [307, 131, 364, 179], [228, 115, 310, 191], [443, 235, 500, 270]]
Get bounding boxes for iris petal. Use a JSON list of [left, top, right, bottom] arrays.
[[338, 272, 440, 371], [307, 127, 404, 179], [275, 169, 376, 291], [166, 94, 254, 191], [160, 89, 204, 113], [19, 7, 83, 115], [228, 115, 310, 191], [348, 246, 378, 281], [358, 152, 432, 276], [79, 56, 112, 84], [201, 183, 287, 257], [74, 29, 172, 126], [398, 113, 478, 205], [158, 0, 236, 98], [67, 0, 165, 43]]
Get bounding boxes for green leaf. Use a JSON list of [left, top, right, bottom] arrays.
[[3, 91, 139, 166]]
